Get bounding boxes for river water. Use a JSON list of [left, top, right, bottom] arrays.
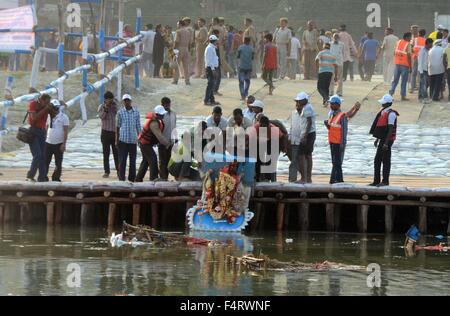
[[0, 225, 449, 296]]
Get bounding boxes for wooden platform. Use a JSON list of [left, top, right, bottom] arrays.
[[0, 179, 449, 234]]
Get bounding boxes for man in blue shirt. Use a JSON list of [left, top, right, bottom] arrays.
[[237, 37, 254, 100], [116, 94, 141, 182], [361, 32, 379, 82]]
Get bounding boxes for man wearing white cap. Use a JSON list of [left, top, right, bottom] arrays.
[[116, 94, 141, 182], [369, 94, 399, 187], [204, 35, 220, 106], [44, 99, 69, 182], [250, 100, 265, 124], [289, 92, 316, 183], [135, 105, 171, 182]]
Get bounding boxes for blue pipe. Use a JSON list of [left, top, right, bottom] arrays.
[[134, 11, 142, 91], [99, 28, 105, 105], [57, 42, 65, 73]]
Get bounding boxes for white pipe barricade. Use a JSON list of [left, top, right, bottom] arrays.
[[86, 34, 143, 64]]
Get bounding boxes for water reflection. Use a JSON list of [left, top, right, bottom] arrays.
[[0, 225, 450, 296]]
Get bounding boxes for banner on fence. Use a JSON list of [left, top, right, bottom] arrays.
[[0, 5, 36, 52]]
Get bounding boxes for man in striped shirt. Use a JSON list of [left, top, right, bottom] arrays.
[[116, 94, 141, 182], [316, 43, 338, 106]]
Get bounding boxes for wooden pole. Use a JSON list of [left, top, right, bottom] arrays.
[[47, 202, 55, 226], [80, 204, 89, 226], [357, 205, 369, 233], [419, 206, 427, 233], [251, 202, 262, 232], [108, 203, 117, 230], [151, 203, 158, 228], [0, 203, 4, 225], [298, 203, 309, 231], [385, 205, 394, 233], [19, 203, 29, 224], [132, 204, 140, 226], [55, 202, 63, 225], [276, 202, 285, 232], [326, 203, 335, 231], [4, 203, 13, 223]]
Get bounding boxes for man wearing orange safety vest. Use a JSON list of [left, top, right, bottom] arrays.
[[410, 28, 427, 93], [135, 105, 172, 182], [324, 95, 361, 184], [369, 94, 399, 187], [389, 32, 413, 101]]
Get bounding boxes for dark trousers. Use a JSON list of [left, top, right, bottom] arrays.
[[447, 69, 450, 101], [358, 57, 365, 80], [330, 144, 344, 184], [44, 143, 63, 181], [318, 72, 333, 103], [343, 61, 354, 81], [101, 130, 118, 175], [262, 69, 275, 88], [27, 127, 47, 182], [430, 73, 444, 101], [154, 61, 163, 77], [418, 71, 429, 100], [214, 67, 222, 93], [364, 60, 376, 81], [204, 67, 216, 103], [158, 144, 172, 180], [118, 141, 137, 182], [373, 140, 394, 185], [136, 143, 158, 182], [169, 162, 201, 181]]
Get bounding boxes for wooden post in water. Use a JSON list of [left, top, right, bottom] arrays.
[[298, 202, 309, 231], [385, 205, 394, 233], [80, 204, 89, 226], [47, 202, 55, 226], [55, 203, 63, 225], [132, 204, 140, 226], [108, 203, 117, 230], [19, 203, 29, 224], [276, 193, 285, 232], [326, 203, 335, 231], [0, 203, 4, 225], [4, 203, 13, 223], [151, 203, 158, 228], [357, 205, 369, 233], [419, 206, 427, 233]]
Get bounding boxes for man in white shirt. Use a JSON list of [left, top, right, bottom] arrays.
[[141, 24, 156, 78], [206, 106, 228, 131], [274, 18, 292, 79], [381, 28, 399, 83], [330, 33, 345, 96], [288, 92, 317, 183], [418, 38, 433, 103], [44, 100, 69, 182], [287, 29, 301, 80], [243, 95, 256, 122], [428, 39, 445, 101], [204, 35, 220, 106]]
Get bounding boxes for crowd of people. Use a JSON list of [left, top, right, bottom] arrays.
[[20, 16, 450, 187]]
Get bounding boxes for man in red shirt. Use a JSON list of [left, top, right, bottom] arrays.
[[262, 33, 277, 95], [27, 93, 52, 182]]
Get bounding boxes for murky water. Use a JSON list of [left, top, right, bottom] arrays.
[[0, 225, 449, 296]]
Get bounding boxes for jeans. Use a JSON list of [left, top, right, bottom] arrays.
[[214, 67, 222, 93], [410, 58, 419, 91], [343, 61, 354, 81], [118, 141, 137, 182], [389, 65, 410, 98], [101, 130, 118, 175], [318, 72, 333, 103], [238, 69, 251, 98], [44, 143, 63, 181], [142, 52, 154, 77], [418, 71, 429, 100], [430, 73, 444, 101], [373, 140, 394, 185], [364, 60, 376, 81], [27, 127, 47, 181], [330, 144, 344, 184], [136, 143, 159, 182], [204, 67, 216, 104]]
